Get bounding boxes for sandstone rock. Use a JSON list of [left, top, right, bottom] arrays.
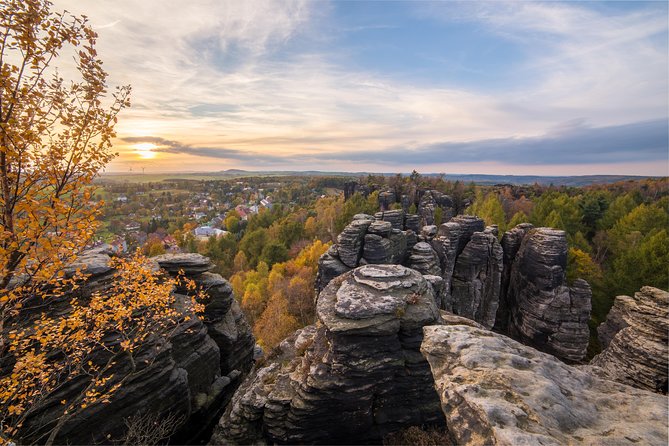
[[435, 215, 485, 311], [363, 233, 392, 264], [409, 242, 442, 276], [418, 190, 454, 227], [315, 245, 351, 294], [15, 251, 255, 445], [422, 324, 668, 446], [507, 228, 591, 363], [154, 253, 214, 275], [367, 220, 393, 236], [375, 209, 404, 230], [337, 216, 374, 268], [214, 265, 444, 445], [451, 231, 503, 329], [494, 223, 534, 333], [388, 229, 408, 264], [404, 214, 421, 233], [591, 287, 668, 393], [596, 294, 630, 349], [378, 191, 396, 211]]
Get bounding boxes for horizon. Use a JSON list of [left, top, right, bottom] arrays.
[[53, 0, 669, 176]]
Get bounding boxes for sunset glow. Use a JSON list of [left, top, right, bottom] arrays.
[[133, 143, 158, 159], [52, 0, 668, 175]]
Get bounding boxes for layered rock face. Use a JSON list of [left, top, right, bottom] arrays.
[[432, 215, 486, 312], [213, 265, 444, 445], [315, 212, 416, 293], [450, 231, 503, 329], [418, 190, 454, 226], [318, 216, 592, 362], [17, 251, 254, 445], [494, 222, 534, 333], [422, 324, 668, 446], [506, 228, 591, 363], [591, 287, 668, 393]]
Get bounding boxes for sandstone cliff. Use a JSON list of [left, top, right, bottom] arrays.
[[317, 213, 592, 362], [213, 265, 444, 445], [591, 286, 668, 393], [14, 250, 254, 445]]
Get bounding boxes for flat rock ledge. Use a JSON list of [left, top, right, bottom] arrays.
[[421, 324, 667, 446]]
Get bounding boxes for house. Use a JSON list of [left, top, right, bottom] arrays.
[[193, 226, 229, 241]]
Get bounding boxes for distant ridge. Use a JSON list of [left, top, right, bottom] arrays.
[[100, 170, 663, 187]]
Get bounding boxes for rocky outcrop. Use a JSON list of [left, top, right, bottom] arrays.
[[16, 251, 254, 445], [432, 215, 485, 311], [494, 223, 534, 332], [378, 190, 396, 210], [409, 242, 442, 276], [317, 217, 592, 363], [316, 213, 418, 293], [213, 265, 444, 445], [422, 324, 668, 446], [595, 294, 629, 350], [451, 231, 503, 329], [506, 228, 591, 363], [591, 287, 668, 393], [336, 214, 375, 268], [418, 190, 454, 226]]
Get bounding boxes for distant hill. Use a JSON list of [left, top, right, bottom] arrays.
[[99, 170, 662, 186]]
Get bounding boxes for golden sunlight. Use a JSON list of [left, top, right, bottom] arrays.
[[133, 143, 158, 159]]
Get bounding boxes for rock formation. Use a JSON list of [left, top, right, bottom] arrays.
[[450, 230, 503, 329], [213, 265, 444, 445], [432, 215, 486, 311], [16, 250, 254, 445], [316, 212, 418, 293], [418, 190, 454, 226], [494, 223, 534, 333], [591, 286, 668, 393], [317, 215, 592, 363], [506, 228, 591, 363], [422, 324, 668, 446]]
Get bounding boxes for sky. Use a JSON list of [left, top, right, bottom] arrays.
[[52, 0, 668, 175]]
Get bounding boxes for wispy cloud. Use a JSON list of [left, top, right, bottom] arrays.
[[51, 0, 668, 174]]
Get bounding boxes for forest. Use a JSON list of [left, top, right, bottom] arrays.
[[151, 174, 667, 355]]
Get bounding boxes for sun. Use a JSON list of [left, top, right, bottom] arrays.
[[133, 143, 158, 159]]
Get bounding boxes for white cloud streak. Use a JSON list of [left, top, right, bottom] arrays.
[[51, 0, 667, 174]]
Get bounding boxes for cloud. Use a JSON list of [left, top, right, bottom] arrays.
[[122, 119, 667, 167], [120, 136, 289, 164], [52, 0, 667, 174], [324, 119, 668, 166]]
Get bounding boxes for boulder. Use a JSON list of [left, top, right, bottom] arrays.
[[213, 265, 444, 445], [591, 287, 668, 393], [507, 228, 591, 363], [451, 231, 503, 329], [422, 324, 668, 446]]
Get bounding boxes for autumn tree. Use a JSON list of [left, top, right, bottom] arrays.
[[0, 2, 204, 444], [0, 0, 130, 293]]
